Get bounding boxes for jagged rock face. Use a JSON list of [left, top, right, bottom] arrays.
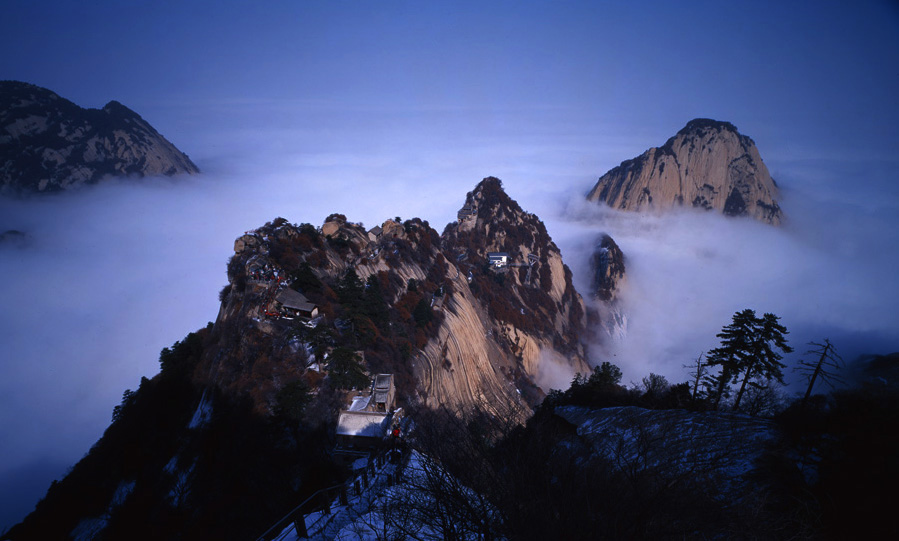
[[0, 80, 199, 194], [586, 233, 628, 340], [586, 119, 783, 225], [591, 234, 625, 302], [206, 178, 589, 416], [441, 178, 590, 397]]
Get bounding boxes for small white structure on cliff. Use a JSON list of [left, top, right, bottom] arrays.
[[487, 252, 509, 268]]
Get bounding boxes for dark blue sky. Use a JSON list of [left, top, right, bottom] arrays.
[[4, 0, 898, 169], [1, 0, 898, 531]]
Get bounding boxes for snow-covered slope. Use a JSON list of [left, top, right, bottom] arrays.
[[555, 405, 776, 497]]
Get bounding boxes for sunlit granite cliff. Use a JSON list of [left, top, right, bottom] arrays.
[[586, 119, 783, 225], [209, 177, 590, 416]]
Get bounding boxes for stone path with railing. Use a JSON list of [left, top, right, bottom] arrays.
[[264, 447, 408, 541]]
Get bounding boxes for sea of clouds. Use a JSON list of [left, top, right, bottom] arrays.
[[2, 116, 897, 529]]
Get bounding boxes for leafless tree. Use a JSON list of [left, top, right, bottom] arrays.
[[339, 399, 526, 541], [794, 339, 845, 408], [398, 401, 526, 540], [641, 372, 670, 398], [684, 352, 708, 405], [338, 481, 421, 541], [739, 377, 789, 417]]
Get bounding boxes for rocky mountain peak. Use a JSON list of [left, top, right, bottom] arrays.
[[0, 81, 199, 194], [211, 178, 589, 417], [662, 118, 755, 155], [101, 99, 138, 117], [586, 118, 783, 225], [448, 176, 554, 255], [591, 234, 625, 303], [677, 117, 741, 137], [468, 176, 519, 213], [442, 178, 589, 395]]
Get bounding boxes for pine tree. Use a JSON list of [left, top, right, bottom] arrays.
[[706, 309, 756, 409], [361, 274, 389, 326], [289, 262, 322, 294], [589, 362, 623, 388], [326, 347, 369, 390], [336, 268, 364, 310], [706, 309, 793, 411]]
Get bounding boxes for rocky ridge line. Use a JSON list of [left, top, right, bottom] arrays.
[[0, 80, 199, 194], [206, 177, 590, 417]]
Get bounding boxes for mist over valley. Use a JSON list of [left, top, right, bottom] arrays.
[[2, 1, 898, 536], [2, 108, 897, 532]]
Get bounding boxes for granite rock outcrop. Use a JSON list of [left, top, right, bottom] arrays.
[[0, 81, 199, 194], [586, 119, 783, 225]]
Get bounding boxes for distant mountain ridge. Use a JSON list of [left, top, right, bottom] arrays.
[[587, 118, 783, 225], [0, 81, 199, 194]]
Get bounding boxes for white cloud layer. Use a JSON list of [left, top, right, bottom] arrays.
[[0, 118, 607, 528], [1, 115, 897, 529], [534, 182, 899, 388]]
